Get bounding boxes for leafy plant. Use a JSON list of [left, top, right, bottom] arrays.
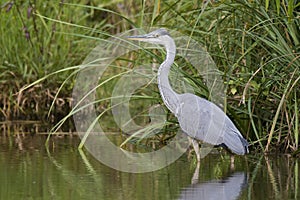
[[2, 0, 299, 154]]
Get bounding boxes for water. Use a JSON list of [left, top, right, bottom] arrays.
[[0, 135, 299, 200]]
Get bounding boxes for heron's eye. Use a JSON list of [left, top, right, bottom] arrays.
[[154, 34, 159, 38]]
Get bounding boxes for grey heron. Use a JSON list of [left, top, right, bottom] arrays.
[[127, 28, 249, 161]]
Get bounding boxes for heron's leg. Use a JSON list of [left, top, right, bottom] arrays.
[[191, 161, 200, 184], [230, 155, 235, 171], [188, 137, 200, 162]]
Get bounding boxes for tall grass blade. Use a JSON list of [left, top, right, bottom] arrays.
[[294, 91, 299, 150], [295, 160, 299, 199], [265, 68, 297, 152], [248, 97, 264, 151]]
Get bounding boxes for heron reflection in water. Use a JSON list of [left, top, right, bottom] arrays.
[[177, 171, 248, 200], [127, 29, 249, 161]]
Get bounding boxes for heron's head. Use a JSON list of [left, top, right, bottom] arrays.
[[127, 28, 171, 45]]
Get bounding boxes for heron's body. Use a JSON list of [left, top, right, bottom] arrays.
[[127, 28, 249, 160], [177, 93, 248, 155]]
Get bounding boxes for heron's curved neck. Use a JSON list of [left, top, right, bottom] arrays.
[[158, 38, 179, 114]]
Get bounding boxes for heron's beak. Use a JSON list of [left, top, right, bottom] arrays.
[[126, 34, 149, 41]]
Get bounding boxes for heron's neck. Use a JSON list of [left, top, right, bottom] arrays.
[[157, 39, 179, 114]]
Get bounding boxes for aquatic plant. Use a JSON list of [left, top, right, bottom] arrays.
[[1, 0, 299, 154]]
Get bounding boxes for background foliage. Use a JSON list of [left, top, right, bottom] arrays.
[[1, 0, 299, 154]]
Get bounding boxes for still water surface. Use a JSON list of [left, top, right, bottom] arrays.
[[0, 135, 299, 200]]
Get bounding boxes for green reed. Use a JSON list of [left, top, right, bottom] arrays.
[[2, 0, 299, 154]]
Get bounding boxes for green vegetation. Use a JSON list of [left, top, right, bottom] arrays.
[[1, 0, 299, 154]]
